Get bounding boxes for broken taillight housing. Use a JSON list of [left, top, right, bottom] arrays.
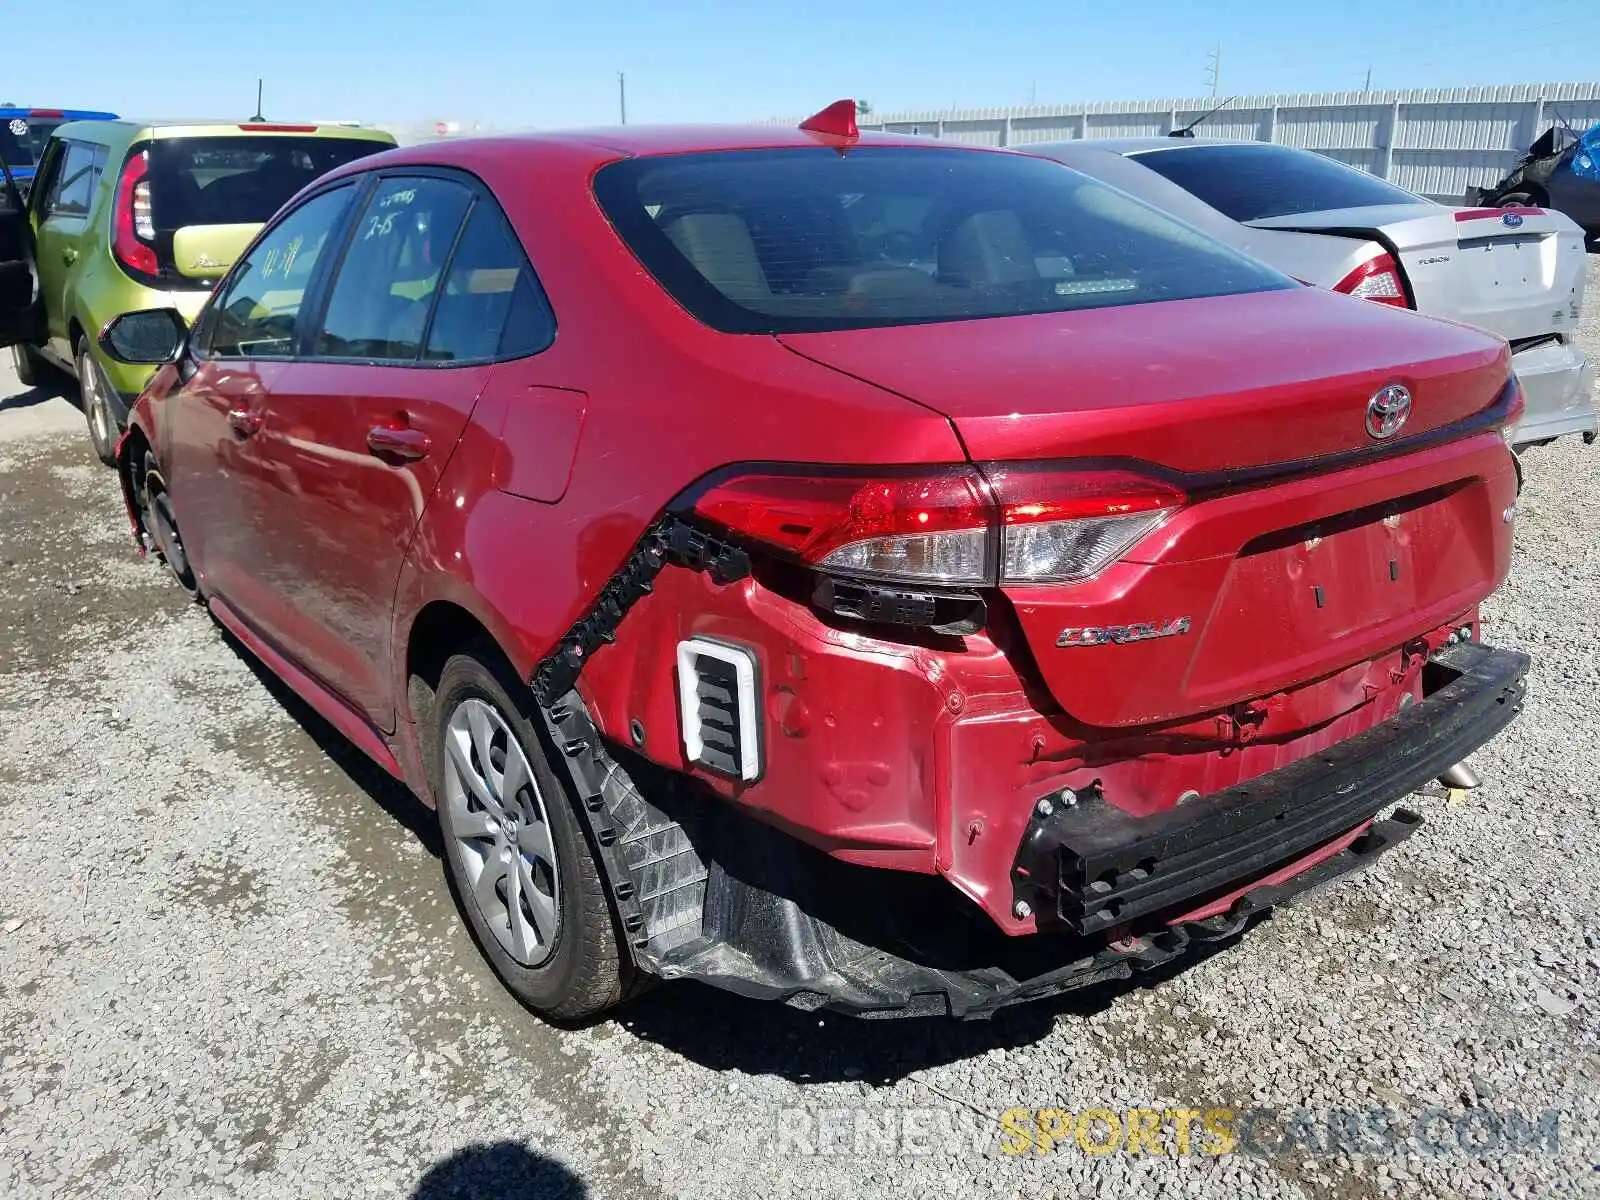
[[690, 465, 1183, 586], [1332, 252, 1409, 308]]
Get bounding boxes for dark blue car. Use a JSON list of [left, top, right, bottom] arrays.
[[1468, 121, 1600, 240], [0, 107, 119, 191]]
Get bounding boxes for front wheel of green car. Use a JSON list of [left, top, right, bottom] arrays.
[[77, 343, 119, 467], [434, 648, 633, 1023]]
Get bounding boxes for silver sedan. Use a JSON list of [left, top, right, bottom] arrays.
[[1021, 138, 1595, 451]]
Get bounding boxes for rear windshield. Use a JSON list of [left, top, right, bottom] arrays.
[[594, 148, 1292, 334], [147, 136, 384, 230], [1131, 143, 1422, 222]]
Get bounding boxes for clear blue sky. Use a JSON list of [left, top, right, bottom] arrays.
[[6, 0, 1596, 128]]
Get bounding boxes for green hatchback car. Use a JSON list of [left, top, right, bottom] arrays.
[[1, 119, 395, 461]]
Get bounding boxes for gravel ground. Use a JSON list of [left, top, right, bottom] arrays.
[[2, 261, 1599, 1200]]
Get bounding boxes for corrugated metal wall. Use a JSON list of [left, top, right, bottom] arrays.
[[774, 82, 1600, 201]]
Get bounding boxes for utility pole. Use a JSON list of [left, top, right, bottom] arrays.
[[617, 72, 627, 125], [1205, 42, 1221, 98]]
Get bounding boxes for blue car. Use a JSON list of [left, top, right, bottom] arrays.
[[0, 107, 119, 192]]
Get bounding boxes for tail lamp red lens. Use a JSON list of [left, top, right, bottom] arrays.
[[112, 150, 158, 278], [1332, 252, 1408, 308], [691, 466, 1184, 586]]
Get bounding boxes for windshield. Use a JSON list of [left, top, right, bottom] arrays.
[[0, 117, 60, 167], [1131, 143, 1423, 222], [594, 147, 1292, 334], [147, 135, 385, 229]]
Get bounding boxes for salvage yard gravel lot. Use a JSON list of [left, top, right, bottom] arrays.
[[2, 261, 1599, 1200]]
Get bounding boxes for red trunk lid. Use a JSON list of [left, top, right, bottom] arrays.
[[781, 288, 1517, 727], [779, 287, 1508, 472]]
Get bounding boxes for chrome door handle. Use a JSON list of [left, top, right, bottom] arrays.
[[366, 424, 431, 462], [227, 407, 262, 437]]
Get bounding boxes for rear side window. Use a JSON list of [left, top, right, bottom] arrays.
[[424, 201, 555, 362], [1131, 144, 1423, 222], [201, 185, 355, 359], [41, 141, 103, 218], [593, 147, 1290, 334], [314, 177, 474, 361]]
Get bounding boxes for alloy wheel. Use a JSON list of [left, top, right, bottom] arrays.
[[441, 697, 562, 967]]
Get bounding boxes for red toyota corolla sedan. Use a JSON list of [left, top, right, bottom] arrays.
[[103, 102, 1529, 1021]]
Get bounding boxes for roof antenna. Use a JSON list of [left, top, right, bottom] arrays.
[[1169, 93, 1236, 139], [249, 78, 266, 123], [799, 99, 859, 140]]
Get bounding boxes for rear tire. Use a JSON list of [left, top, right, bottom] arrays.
[[9, 344, 40, 388], [140, 451, 199, 599], [1497, 191, 1538, 208], [77, 342, 119, 467], [433, 647, 632, 1023]]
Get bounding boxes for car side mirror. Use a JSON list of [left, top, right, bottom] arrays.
[[99, 308, 188, 365]]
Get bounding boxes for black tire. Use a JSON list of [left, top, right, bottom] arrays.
[[434, 647, 632, 1022], [141, 450, 199, 599], [9, 343, 40, 387], [77, 342, 119, 467], [1497, 191, 1537, 208]]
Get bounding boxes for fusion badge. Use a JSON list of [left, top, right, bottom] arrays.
[[1057, 617, 1192, 648]]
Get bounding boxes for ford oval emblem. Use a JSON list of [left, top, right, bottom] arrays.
[[1502, 211, 1524, 228], [1366, 384, 1412, 440]]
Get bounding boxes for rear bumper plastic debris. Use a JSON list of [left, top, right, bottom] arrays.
[[547, 641, 1529, 1019]]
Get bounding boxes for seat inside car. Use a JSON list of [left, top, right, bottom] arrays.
[[661, 211, 772, 302], [938, 209, 1040, 287]]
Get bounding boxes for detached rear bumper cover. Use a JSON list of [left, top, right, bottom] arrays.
[[1017, 641, 1528, 936], [1511, 340, 1596, 446], [564, 642, 1527, 1018]]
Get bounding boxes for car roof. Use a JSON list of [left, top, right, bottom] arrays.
[[339, 123, 996, 177], [0, 107, 118, 120], [49, 118, 395, 145], [1031, 135, 1265, 156]]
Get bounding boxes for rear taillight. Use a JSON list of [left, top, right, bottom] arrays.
[[112, 150, 158, 278], [990, 466, 1184, 584], [690, 465, 1183, 586], [1332, 252, 1409, 308], [692, 470, 992, 584]]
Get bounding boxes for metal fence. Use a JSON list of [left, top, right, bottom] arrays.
[[806, 82, 1600, 202]]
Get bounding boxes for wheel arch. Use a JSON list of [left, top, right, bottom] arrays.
[[396, 589, 533, 805]]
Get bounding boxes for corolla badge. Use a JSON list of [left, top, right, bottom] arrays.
[[1365, 384, 1412, 440], [1502, 211, 1525, 228], [1057, 617, 1191, 648]]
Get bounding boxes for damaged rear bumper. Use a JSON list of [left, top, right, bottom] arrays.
[[1016, 641, 1528, 936], [550, 642, 1528, 1019]]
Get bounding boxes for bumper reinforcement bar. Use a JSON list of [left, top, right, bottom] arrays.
[[1015, 641, 1530, 935]]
